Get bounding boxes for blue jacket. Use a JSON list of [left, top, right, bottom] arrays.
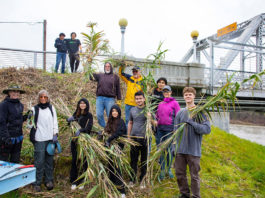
[[54, 38, 67, 53]]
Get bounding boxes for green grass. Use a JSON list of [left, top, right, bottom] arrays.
[[152, 126, 265, 198]]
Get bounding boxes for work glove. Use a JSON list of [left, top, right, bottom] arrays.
[[11, 137, 16, 144], [116, 100, 122, 107], [74, 129, 81, 137], [67, 116, 75, 123], [97, 131, 103, 141], [53, 134, 58, 143], [104, 141, 110, 148], [26, 110, 33, 117]]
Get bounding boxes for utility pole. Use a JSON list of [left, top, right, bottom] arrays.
[[43, 19, 47, 71]]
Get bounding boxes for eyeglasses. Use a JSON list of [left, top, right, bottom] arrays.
[[39, 96, 48, 99], [163, 90, 170, 93]]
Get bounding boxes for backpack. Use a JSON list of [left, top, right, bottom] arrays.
[[30, 104, 54, 143]]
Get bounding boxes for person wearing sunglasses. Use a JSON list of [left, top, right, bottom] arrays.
[[119, 65, 143, 127], [0, 85, 29, 164], [30, 90, 59, 192]]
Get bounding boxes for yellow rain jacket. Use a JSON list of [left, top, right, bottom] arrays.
[[119, 67, 143, 106]]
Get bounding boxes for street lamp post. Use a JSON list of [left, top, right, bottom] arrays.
[[191, 30, 199, 63], [119, 18, 128, 56]]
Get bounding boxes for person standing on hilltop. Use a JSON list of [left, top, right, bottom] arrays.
[[54, 33, 68, 74], [0, 85, 30, 163], [119, 65, 143, 127], [90, 62, 121, 128], [174, 87, 211, 198], [67, 32, 82, 73]]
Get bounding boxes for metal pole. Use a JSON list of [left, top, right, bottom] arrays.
[[120, 27, 125, 56], [256, 21, 263, 73], [43, 19, 47, 71], [193, 39, 197, 63], [33, 52, 37, 68], [210, 41, 214, 95]]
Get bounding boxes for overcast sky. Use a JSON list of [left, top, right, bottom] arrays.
[[0, 0, 264, 62]]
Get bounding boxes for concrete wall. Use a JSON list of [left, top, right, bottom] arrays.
[[123, 56, 208, 88], [210, 112, 230, 132]]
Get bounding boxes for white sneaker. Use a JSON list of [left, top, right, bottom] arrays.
[[78, 185, 84, 190], [140, 183, 146, 189], [121, 194, 126, 198], [71, 184, 77, 190], [128, 181, 134, 187]]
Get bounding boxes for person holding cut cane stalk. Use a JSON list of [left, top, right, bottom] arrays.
[[154, 85, 180, 180], [67, 98, 93, 190], [104, 104, 126, 198], [174, 87, 211, 198], [127, 91, 148, 189], [119, 65, 143, 127], [91, 62, 121, 128]]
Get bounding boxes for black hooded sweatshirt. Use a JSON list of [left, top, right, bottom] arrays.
[[105, 105, 126, 148], [0, 97, 25, 141], [73, 98, 93, 134], [92, 64, 121, 100]]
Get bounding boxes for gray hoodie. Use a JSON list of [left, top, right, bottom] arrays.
[[174, 108, 211, 157]]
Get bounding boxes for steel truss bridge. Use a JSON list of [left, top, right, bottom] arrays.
[[181, 13, 265, 97]]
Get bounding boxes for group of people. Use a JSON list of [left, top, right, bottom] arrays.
[[0, 62, 211, 198], [54, 32, 82, 73]]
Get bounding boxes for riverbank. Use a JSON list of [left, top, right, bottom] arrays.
[[230, 111, 265, 126], [230, 124, 265, 146]]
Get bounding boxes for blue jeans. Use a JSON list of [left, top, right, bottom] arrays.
[[156, 129, 173, 172], [55, 52, 66, 73], [96, 96, 115, 128], [125, 104, 134, 127]]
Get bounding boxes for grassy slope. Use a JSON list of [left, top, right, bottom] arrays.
[[1, 68, 265, 197], [152, 126, 265, 198]]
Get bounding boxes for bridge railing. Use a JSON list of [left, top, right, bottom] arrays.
[[0, 47, 264, 95], [0, 47, 61, 71], [204, 67, 265, 89]]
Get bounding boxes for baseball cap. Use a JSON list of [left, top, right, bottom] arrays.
[[163, 85, 171, 92], [131, 66, 140, 71]]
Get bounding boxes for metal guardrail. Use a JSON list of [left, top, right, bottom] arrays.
[[0, 47, 69, 72], [204, 67, 265, 89]]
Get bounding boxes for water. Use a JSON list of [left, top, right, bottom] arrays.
[[230, 124, 265, 146]]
